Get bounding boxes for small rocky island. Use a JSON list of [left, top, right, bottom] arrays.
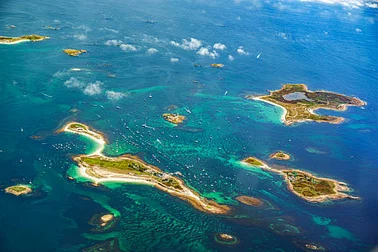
[[270, 151, 291, 160], [63, 49, 87, 56], [247, 84, 366, 125], [241, 156, 360, 203], [236, 195, 263, 207], [5, 185, 32, 196], [88, 213, 117, 233], [211, 63, 224, 68], [59, 122, 231, 215], [214, 233, 239, 245], [0, 34, 49, 44], [162, 113, 186, 125]]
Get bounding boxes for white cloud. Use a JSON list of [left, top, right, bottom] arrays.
[[105, 39, 122, 46], [278, 32, 288, 40], [228, 55, 235, 61], [102, 27, 119, 33], [146, 48, 158, 55], [365, 2, 378, 8], [170, 57, 179, 63], [106, 91, 127, 100], [74, 34, 87, 41], [83, 81, 103, 96], [213, 43, 226, 50], [299, 0, 364, 9], [237, 46, 249, 55], [77, 25, 91, 32], [120, 43, 137, 52], [170, 38, 202, 50], [64, 77, 85, 88], [197, 47, 219, 58]]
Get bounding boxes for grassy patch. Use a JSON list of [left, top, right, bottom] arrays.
[[283, 170, 336, 197]]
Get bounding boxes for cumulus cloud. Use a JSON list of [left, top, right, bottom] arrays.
[[74, 34, 87, 40], [213, 43, 226, 50], [228, 55, 235, 61], [197, 47, 219, 58], [105, 39, 122, 46], [77, 25, 91, 32], [237, 46, 249, 55], [83, 81, 103, 96], [146, 48, 158, 55], [64, 77, 85, 88], [120, 43, 137, 52], [278, 32, 288, 40], [106, 90, 127, 100], [170, 38, 202, 50], [102, 27, 119, 33], [170, 57, 179, 63]]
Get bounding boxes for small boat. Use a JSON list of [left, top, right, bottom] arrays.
[[224, 91, 228, 96], [256, 53, 261, 59], [149, 94, 152, 98], [20, 127, 23, 132], [116, 106, 121, 110], [184, 107, 192, 114]]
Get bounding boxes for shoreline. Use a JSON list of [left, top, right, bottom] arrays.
[[60, 121, 231, 215], [252, 96, 288, 124], [0, 39, 30, 45]]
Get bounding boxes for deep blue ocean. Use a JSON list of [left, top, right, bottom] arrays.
[[1, 0, 377, 251]]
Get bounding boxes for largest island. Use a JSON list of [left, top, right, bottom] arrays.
[[247, 84, 365, 125], [58, 122, 231, 215]]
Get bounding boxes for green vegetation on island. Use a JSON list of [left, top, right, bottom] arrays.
[[78, 155, 183, 190], [63, 49, 87, 56], [242, 157, 265, 167], [283, 170, 336, 197], [5, 185, 32, 196], [162, 113, 186, 124], [270, 151, 291, 160], [248, 84, 365, 125], [240, 157, 359, 203], [0, 34, 49, 44], [60, 121, 231, 215]]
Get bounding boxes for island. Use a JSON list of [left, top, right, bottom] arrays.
[[270, 151, 291, 160], [58, 122, 231, 215], [162, 113, 186, 125], [211, 63, 224, 68], [241, 156, 360, 203], [88, 213, 117, 233], [214, 233, 239, 245], [63, 49, 87, 56], [0, 34, 49, 44], [5, 185, 32, 196], [241, 157, 265, 167], [236, 195, 263, 207], [247, 84, 366, 125]]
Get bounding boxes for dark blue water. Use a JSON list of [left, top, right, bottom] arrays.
[[1, 0, 377, 251]]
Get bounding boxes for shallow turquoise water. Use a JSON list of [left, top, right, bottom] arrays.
[[1, 0, 378, 251]]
